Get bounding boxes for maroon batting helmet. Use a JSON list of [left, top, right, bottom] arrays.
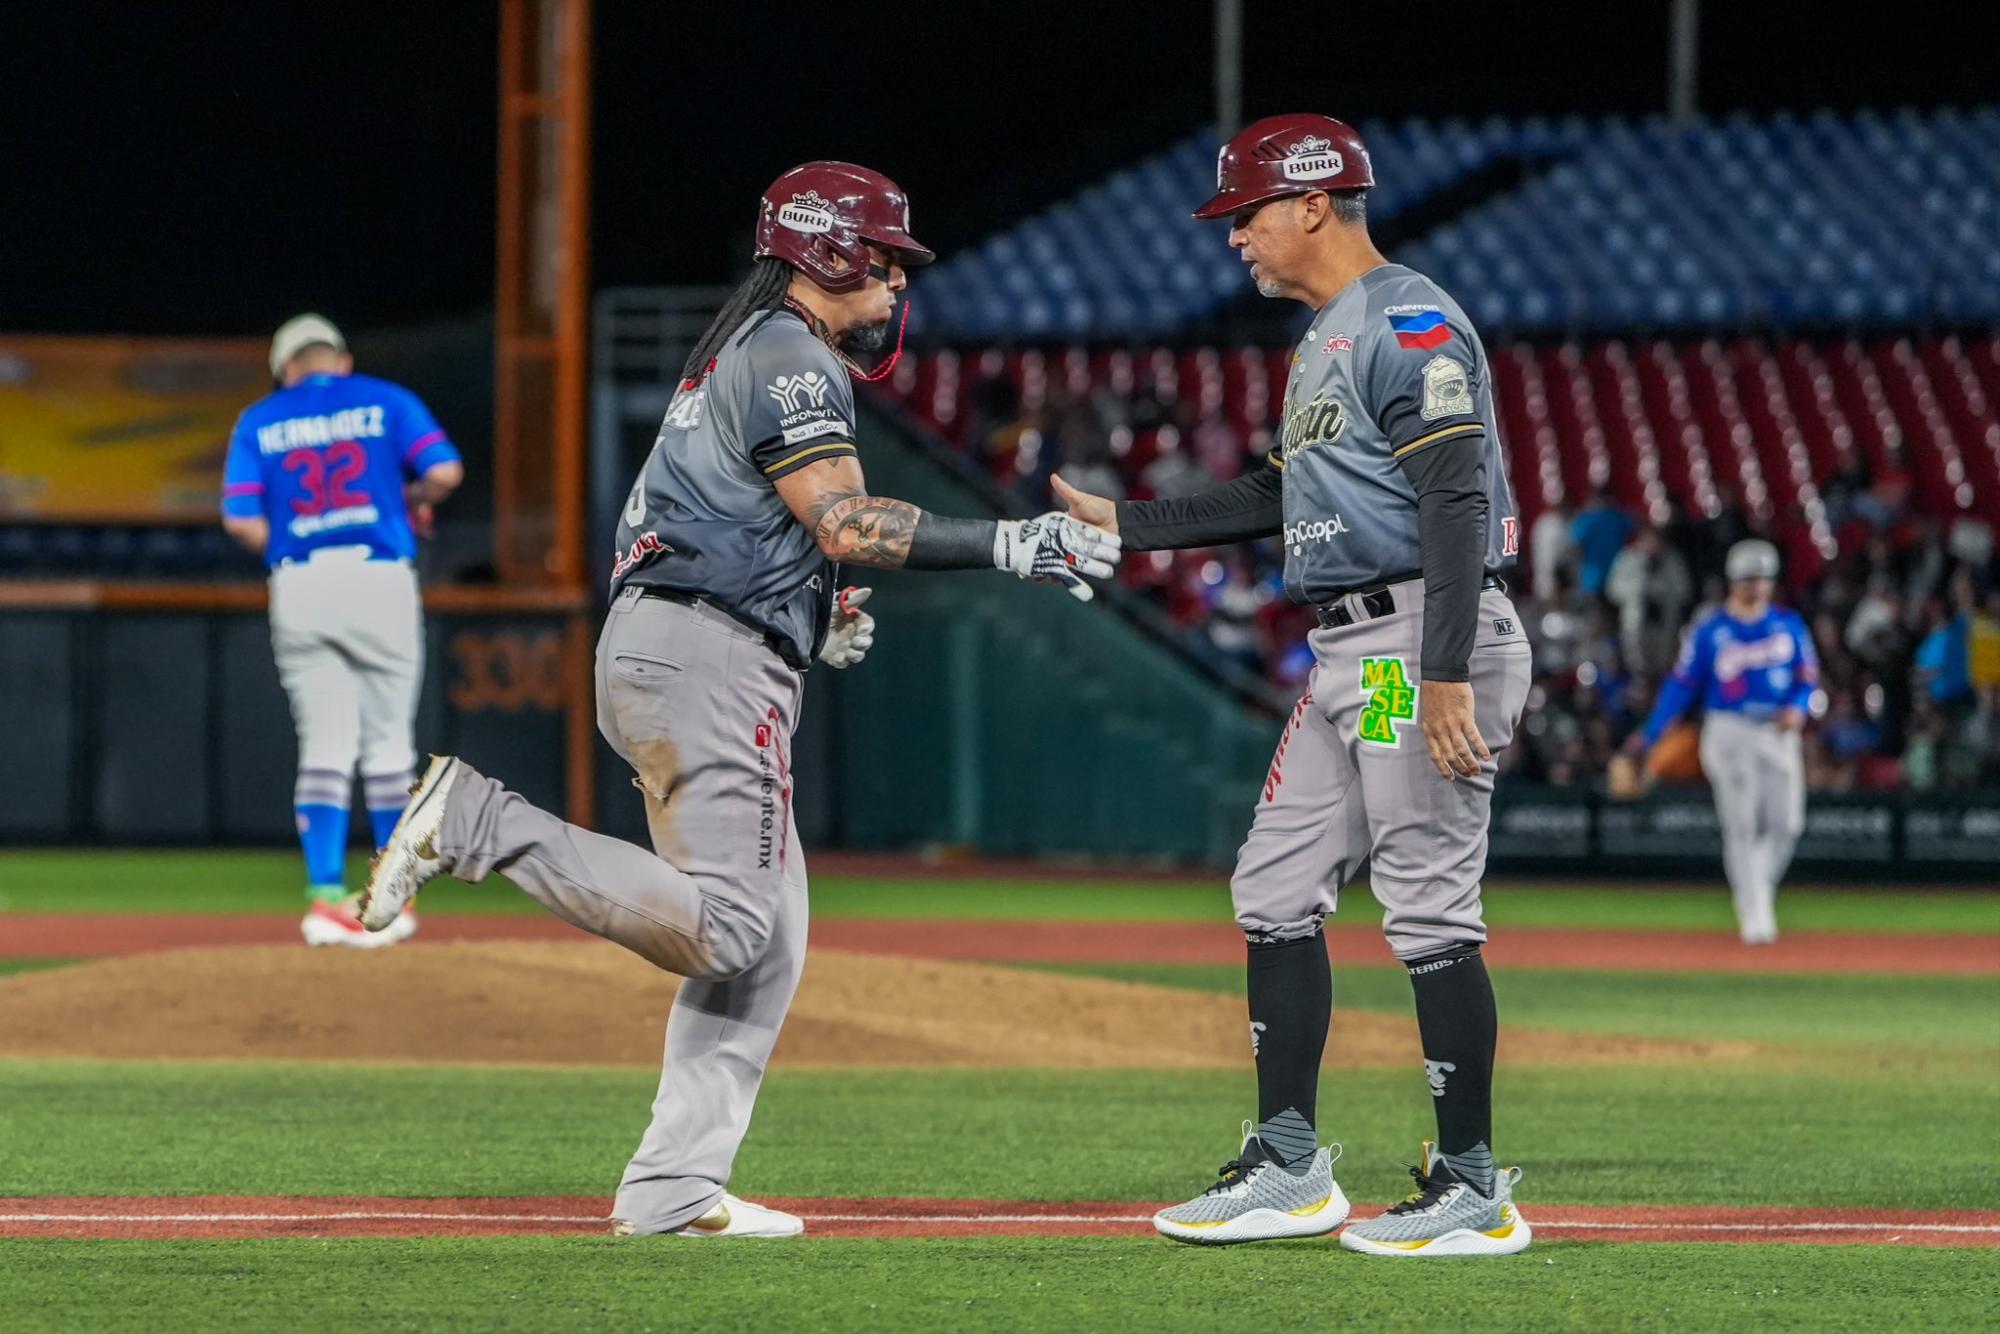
[[755, 161, 935, 294], [1193, 114, 1374, 220]]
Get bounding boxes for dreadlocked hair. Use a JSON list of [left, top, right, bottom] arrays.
[[679, 257, 794, 386]]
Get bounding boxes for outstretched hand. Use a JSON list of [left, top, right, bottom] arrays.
[[1051, 474, 1118, 535]]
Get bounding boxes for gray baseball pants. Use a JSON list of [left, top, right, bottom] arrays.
[[1699, 710, 1805, 942], [1232, 581, 1532, 960], [434, 586, 807, 1233]]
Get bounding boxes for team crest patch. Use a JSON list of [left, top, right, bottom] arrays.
[[1419, 354, 1471, 420], [1386, 308, 1452, 351], [1358, 656, 1417, 748]]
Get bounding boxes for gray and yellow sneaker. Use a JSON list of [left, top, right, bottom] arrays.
[[1153, 1123, 1349, 1245], [1339, 1141, 1532, 1257]]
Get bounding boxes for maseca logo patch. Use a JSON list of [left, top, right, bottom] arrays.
[[1357, 656, 1418, 748]]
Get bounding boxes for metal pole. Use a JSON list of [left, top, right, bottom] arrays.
[[1214, 0, 1242, 136], [1669, 0, 1699, 125]]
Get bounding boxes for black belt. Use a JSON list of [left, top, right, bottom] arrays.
[[1314, 575, 1506, 630], [634, 586, 807, 669]]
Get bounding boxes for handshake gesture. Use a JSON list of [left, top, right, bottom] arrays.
[[994, 511, 1124, 602]]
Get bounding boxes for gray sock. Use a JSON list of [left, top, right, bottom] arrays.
[[1255, 1108, 1319, 1175], [1442, 1142, 1497, 1197]]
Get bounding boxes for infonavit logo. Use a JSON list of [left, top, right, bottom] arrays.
[[1281, 133, 1345, 181], [767, 370, 832, 414], [777, 189, 839, 234]]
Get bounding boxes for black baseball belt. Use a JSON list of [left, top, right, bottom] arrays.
[[634, 585, 810, 670], [1313, 574, 1506, 630]]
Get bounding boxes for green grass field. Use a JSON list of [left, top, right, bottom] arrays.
[[1, 852, 1997, 1330]]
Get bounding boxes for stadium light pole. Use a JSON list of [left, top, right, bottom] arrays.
[[1214, 0, 1242, 136], [1669, 0, 1700, 125]]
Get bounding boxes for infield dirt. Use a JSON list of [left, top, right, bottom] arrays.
[[0, 941, 1756, 1069]]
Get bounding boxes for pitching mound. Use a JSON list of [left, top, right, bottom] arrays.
[[0, 941, 1754, 1068]]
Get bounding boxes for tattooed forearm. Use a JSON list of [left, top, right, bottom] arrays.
[[816, 494, 922, 568]]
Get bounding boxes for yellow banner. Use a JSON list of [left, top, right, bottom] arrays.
[[0, 335, 268, 521]]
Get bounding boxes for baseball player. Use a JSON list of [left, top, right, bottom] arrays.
[[357, 162, 1121, 1238], [1626, 539, 1817, 944], [1055, 114, 1532, 1255], [221, 314, 462, 948]]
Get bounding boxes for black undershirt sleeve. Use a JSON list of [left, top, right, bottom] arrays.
[[1395, 434, 1489, 682], [1111, 463, 1284, 552], [905, 512, 1000, 570]]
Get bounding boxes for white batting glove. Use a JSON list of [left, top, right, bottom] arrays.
[[992, 512, 1123, 602], [818, 586, 875, 669]]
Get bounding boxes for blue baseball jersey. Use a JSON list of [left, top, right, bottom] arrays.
[[221, 372, 459, 566], [1641, 605, 1820, 747]]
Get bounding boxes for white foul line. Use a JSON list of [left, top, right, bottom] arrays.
[[0, 1210, 1997, 1236]]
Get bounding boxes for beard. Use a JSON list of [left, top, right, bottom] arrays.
[[839, 317, 892, 356], [1254, 275, 1285, 299]]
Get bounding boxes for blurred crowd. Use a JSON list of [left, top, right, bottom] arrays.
[[945, 361, 2000, 793]]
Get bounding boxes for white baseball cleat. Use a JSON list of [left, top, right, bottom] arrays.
[[1153, 1126, 1349, 1245], [611, 1194, 805, 1239], [300, 894, 397, 949], [359, 755, 461, 933], [1339, 1142, 1533, 1257]]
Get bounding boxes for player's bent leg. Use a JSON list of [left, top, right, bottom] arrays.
[[369, 756, 764, 977]]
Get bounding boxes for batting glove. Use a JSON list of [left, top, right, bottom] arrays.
[[993, 512, 1123, 602], [818, 586, 876, 669]]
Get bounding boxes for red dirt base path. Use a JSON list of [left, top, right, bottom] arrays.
[[4, 914, 1992, 975], [2, 1196, 1994, 1246]]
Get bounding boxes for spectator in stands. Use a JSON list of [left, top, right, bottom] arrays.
[[1915, 571, 1976, 708], [1843, 573, 1904, 659], [1965, 686, 2000, 786], [1902, 697, 1946, 792], [1948, 506, 1995, 572], [1605, 525, 1693, 675], [1972, 588, 2000, 690], [1055, 415, 1126, 509], [1529, 497, 1577, 600], [1190, 408, 1243, 482], [1202, 554, 1268, 675], [1138, 424, 1213, 500], [1570, 484, 1632, 597], [1688, 480, 1753, 590]]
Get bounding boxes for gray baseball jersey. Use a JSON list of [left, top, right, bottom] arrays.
[[1271, 265, 1519, 602], [612, 309, 858, 666]]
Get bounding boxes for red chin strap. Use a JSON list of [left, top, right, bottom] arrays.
[[847, 298, 910, 383]]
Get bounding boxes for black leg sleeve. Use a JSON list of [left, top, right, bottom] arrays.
[[1246, 930, 1331, 1158], [1406, 943, 1497, 1173]]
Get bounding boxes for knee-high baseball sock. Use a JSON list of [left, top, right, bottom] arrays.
[[1246, 929, 1330, 1169], [295, 767, 352, 899], [1406, 942, 1497, 1196], [363, 771, 413, 850]]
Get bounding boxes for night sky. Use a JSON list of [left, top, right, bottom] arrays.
[[1, 0, 1986, 337]]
